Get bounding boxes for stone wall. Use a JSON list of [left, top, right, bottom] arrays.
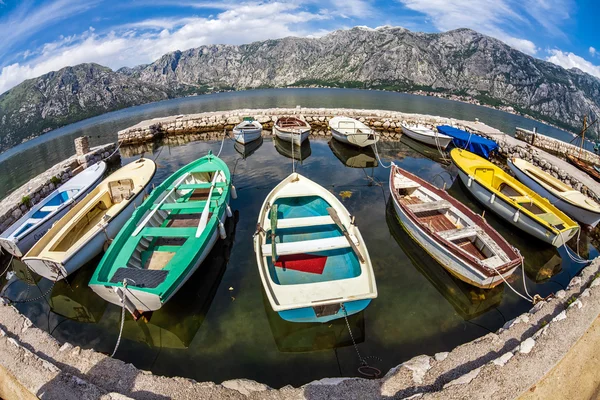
[[0, 142, 120, 234], [515, 127, 600, 165]]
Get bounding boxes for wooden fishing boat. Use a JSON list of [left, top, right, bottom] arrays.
[[254, 173, 377, 323], [274, 136, 311, 161], [23, 159, 156, 281], [451, 149, 579, 246], [400, 124, 452, 149], [508, 158, 600, 227], [273, 117, 311, 145], [329, 139, 377, 168], [89, 151, 232, 317], [0, 162, 107, 257], [389, 164, 521, 288], [566, 154, 600, 183], [329, 116, 379, 148], [234, 137, 263, 159], [232, 117, 262, 144]]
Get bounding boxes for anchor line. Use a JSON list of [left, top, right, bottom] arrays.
[[111, 278, 135, 358], [216, 128, 229, 158], [371, 139, 392, 169], [0, 253, 14, 277], [341, 304, 381, 378]]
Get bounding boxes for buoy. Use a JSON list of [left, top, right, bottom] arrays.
[[513, 210, 520, 223], [226, 205, 233, 218], [231, 185, 238, 199], [218, 221, 227, 239]]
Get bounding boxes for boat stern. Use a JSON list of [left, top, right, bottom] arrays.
[[552, 225, 580, 247], [89, 282, 162, 317], [278, 298, 372, 323], [22, 257, 67, 281], [0, 238, 22, 258]]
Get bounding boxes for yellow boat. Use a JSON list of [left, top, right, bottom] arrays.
[[23, 158, 156, 281], [450, 149, 578, 247]]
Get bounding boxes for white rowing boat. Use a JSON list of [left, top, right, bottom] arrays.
[[254, 173, 377, 323], [0, 162, 107, 257], [329, 116, 379, 148], [233, 118, 263, 144], [23, 159, 156, 281], [273, 117, 311, 145], [401, 124, 452, 149]]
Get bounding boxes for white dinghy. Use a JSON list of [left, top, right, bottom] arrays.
[[273, 117, 311, 145], [233, 117, 263, 144], [329, 116, 379, 148], [0, 162, 107, 257], [401, 124, 452, 149], [254, 173, 377, 323]]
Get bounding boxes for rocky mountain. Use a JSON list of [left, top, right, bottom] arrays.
[[1, 27, 599, 152], [0, 63, 170, 152]]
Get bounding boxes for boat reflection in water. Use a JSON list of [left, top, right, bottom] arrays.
[[273, 136, 311, 162], [0, 258, 43, 300], [262, 291, 365, 352], [121, 211, 238, 349], [234, 137, 264, 159], [329, 139, 378, 169], [386, 200, 503, 320], [399, 135, 451, 165]]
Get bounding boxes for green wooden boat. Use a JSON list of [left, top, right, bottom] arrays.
[[89, 151, 232, 317]]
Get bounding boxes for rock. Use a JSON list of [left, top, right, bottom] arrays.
[[434, 352, 449, 362], [402, 355, 431, 384], [555, 290, 566, 299], [568, 299, 583, 309], [552, 310, 567, 322], [493, 352, 513, 366], [222, 379, 270, 396], [443, 368, 481, 388], [519, 338, 535, 354]]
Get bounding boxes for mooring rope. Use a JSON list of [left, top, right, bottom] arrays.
[[371, 139, 392, 169], [0, 253, 14, 277], [341, 304, 381, 379], [216, 129, 229, 158], [110, 279, 131, 358]]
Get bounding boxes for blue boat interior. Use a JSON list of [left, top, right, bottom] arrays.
[[31, 190, 77, 219], [266, 195, 361, 285]]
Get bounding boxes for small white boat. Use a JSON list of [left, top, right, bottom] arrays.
[[23, 159, 156, 281], [401, 124, 452, 149], [0, 162, 107, 257], [508, 158, 600, 228], [233, 118, 262, 144], [254, 173, 377, 323], [272, 117, 311, 145], [389, 164, 521, 288], [329, 116, 379, 148]]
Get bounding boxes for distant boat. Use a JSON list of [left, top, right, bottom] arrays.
[[451, 149, 578, 246], [508, 157, 600, 227], [23, 159, 156, 281], [273, 117, 311, 145], [329, 116, 379, 148], [437, 125, 498, 159], [254, 173, 377, 323], [329, 139, 377, 168], [389, 163, 521, 288], [0, 162, 107, 257], [274, 136, 311, 161], [232, 117, 262, 144], [234, 137, 263, 159], [566, 154, 600, 183], [401, 124, 452, 149], [89, 152, 231, 318]]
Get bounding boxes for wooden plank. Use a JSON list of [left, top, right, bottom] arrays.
[[437, 226, 478, 241], [277, 215, 334, 229], [270, 204, 278, 261], [326, 207, 365, 263], [158, 200, 217, 210], [406, 200, 452, 213], [261, 236, 351, 257], [141, 227, 195, 237], [174, 182, 227, 190]]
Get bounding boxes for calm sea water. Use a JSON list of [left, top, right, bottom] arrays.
[[0, 89, 595, 387]]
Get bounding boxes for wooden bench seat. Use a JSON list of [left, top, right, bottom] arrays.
[[261, 236, 353, 257], [406, 200, 452, 213], [277, 216, 335, 229]]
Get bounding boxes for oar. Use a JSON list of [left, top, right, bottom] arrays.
[[196, 171, 220, 238], [270, 204, 278, 261], [326, 207, 365, 263]]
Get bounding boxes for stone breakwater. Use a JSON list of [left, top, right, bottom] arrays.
[[515, 128, 600, 165], [0, 142, 119, 234]]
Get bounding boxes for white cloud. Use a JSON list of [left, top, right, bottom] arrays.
[[331, 0, 374, 18], [0, 2, 331, 94], [547, 49, 600, 79], [590, 47, 597, 57]]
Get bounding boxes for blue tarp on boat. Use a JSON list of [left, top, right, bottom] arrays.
[[437, 125, 499, 159]]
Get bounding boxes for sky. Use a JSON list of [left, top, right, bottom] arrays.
[[0, 0, 598, 95]]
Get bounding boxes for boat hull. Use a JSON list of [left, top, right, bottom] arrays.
[[456, 169, 577, 246], [278, 298, 371, 323], [233, 128, 262, 144], [508, 160, 600, 228], [331, 128, 378, 148], [24, 189, 146, 281], [273, 127, 310, 145], [401, 126, 452, 149]]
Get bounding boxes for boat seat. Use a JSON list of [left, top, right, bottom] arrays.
[[406, 200, 452, 214], [108, 179, 134, 204], [261, 236, 354, 257], [480, 255, 505, 269], [394, 176, 421, 190], [110, 267, 168, 289], [277, 216, 335, 229], [39, 205, 61, 213], [140, 227, 196, 237], [173, 182, 228, 190], [499, 183, 522, 197], [437, 226, 478, 241], [156, 200, 218, 211]]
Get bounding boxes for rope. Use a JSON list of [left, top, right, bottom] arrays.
[[0, 253, 14, 277], [515, 248, 534, 300], [216, 129, 229, 157], [1, 278, 56, 304], [111, 279, 129, 358], [341, 304, 381, 378], [371, 139, 392, 169], [101, 140, 123, 162]]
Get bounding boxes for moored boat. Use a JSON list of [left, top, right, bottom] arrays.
[[254, 173, 377, 323], [0, 162, 107, 257], [273, 117, 311, 145], [232, 117, 263, 144], [401, 124, 452, 149], [389, 163, 521, 288], [508, 158, 600, 227], [89, 151, 232, 317], [22, 158, 156, 281], [566, 154, 600, 183], [329, 116, 379, 148], [451, 149, 579, 246], [437, 125, 499, 159]]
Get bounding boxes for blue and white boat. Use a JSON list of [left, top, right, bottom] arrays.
[[0, 162, 106, 257], [437, 125, 498, 159], [254, 173, 377, 323]]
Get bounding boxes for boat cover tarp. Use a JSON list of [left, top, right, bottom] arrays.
[[437, 125, 499, 159]]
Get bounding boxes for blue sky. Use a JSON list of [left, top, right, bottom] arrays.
[[0, 0, 598, 94]]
